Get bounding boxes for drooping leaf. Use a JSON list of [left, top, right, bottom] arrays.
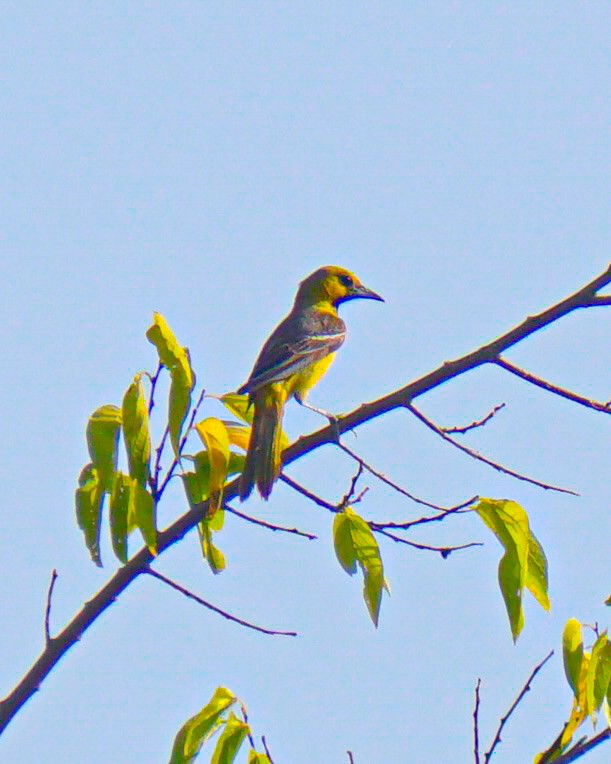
[[75, 463, 105, 567], [122, 374, 151, 487], [221, 393, 289, 450], [560, 653, 590, 749], [475, 498, 549, 641], [223, 421, 251, 452], [169, 687, 236, 764], [563, 618, 584, 697], [333, 508, 386, 626], [198, 521, 226, 574], [195, 418, 230, 514], [86, 405, 122, 491], [133, 481, 157, 555], [210, 713, 250, 764], [586, 633, 611, 722], [146, 313, 195, 454], [109, 472, 133, 564]]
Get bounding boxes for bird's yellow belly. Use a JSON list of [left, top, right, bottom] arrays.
[[287, 353, 336, 401]]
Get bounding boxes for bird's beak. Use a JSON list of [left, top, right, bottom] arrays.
[[353, 284, 384, 302]]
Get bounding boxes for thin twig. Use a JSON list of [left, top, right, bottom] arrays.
[[371, 526, 482, 558], [262, 735, 275, 763], [225, 503, 317, 540], [372, 496, 478, 530], [483, 650, 554, 763], [406, 403, 578, 496], [473, 678, 481, 764], [339, 463, 365, 508], [152, 425, 170, 495], [44, 570, 58, 645], [347, 752, 355, 763], [145, 568, 297, 637], [495, 358, 611, 415], [585, 294, 611, 307], [156, 387, 207, 500], [148, 362, 164, 415], [442, 403, 506, 435], [281, 474, 340, 512], [338, 442, 467, 512], [240, 704, 256, 749]]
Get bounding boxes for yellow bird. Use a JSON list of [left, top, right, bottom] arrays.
[[238, 265, 383, 500]]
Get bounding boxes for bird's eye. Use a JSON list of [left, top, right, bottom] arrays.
[[339, 274, 354, 288]]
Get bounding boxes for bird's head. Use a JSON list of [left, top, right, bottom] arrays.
[[295, 266, 384, 308]]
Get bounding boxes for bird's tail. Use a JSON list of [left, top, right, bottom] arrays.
[[239, 390, 286, 501]]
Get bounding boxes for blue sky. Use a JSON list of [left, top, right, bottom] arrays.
[[1, 3, 610, 762]]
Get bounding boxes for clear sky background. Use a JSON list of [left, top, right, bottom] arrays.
[[1, 3, 610, 763]]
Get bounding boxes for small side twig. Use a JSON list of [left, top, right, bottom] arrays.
[[156, 387, 207, 500], [372, 496, 478, 531], [225, 503, 317, 540], [584, 294, 611, 307], [495, 358, 611, 415], [145, 568, 297, 637], [406, 403, 578, 496], [262, 735, 275, 763], [339, 462, 365, 508], [347, 752, 355, 763], [473, 678, 481, 764], [338, 442, 469, 512], [370, 526, 482, 558], [441, 403, 506, 435], [147, 362, 163, 415], [483, 650, 554, 763], [44, 569, 59, 645], [152, 425, 170, 494]]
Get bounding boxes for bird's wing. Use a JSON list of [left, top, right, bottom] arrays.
[[238, 329, 345, 395]]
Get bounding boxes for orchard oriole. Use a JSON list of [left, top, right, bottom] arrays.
[[238, 266, 383, 500]]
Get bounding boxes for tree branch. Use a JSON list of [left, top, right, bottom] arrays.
[[495, 357, 611, 415], [44, 570, 59, 645], [483, 650, 554, 763], [145, 568, 296, 637], [441, 403, 506, 435], [555, 727, 611, 763], [2, 265, 609, 734], [406, 403, 578, 496], [473, 678, 481, 764]]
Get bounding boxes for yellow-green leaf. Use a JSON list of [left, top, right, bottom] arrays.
[[86, 405, 122, 492], [475, 498, 549, 641], [75, 463, 104, 567], [169, 687, 236, 764], [587, 633, 611, 720], [210, 713, 249, 764], [109, 472, 133, 564], [146, 313, 195, 454], [195, 418, 230, 514], [221, 394, 289, 450], [133, 482, 157, 555], [563, 618, 584, 697], [223, 421, 251, 452], [332, 508, 386, 626], [198, 521, 226, 574], [248, 752, 271, 764], [122, 374, 151, 487]]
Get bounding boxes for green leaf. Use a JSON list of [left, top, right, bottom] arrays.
[[195, 418, 230, 514], [221, 394, 289, 450], [198, 521, 226, 574], [146, 313, 195, 454], [475, 498, 549, 641], [210, 713, 249, 764], [587, 633, 611, 720], [169, 687, 237, 764], [563, 618, 584, 697], [122, 374, 151, 487], [86, 405, 122, 492], [75, 463, 105, 567], [333, 508, 386, 626], [248, 752, 271, 764], [109, 472, 133, 564], [133, 482, 157, 555]]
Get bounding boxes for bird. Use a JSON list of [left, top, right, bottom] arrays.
[[237, 265, 384, 501]]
